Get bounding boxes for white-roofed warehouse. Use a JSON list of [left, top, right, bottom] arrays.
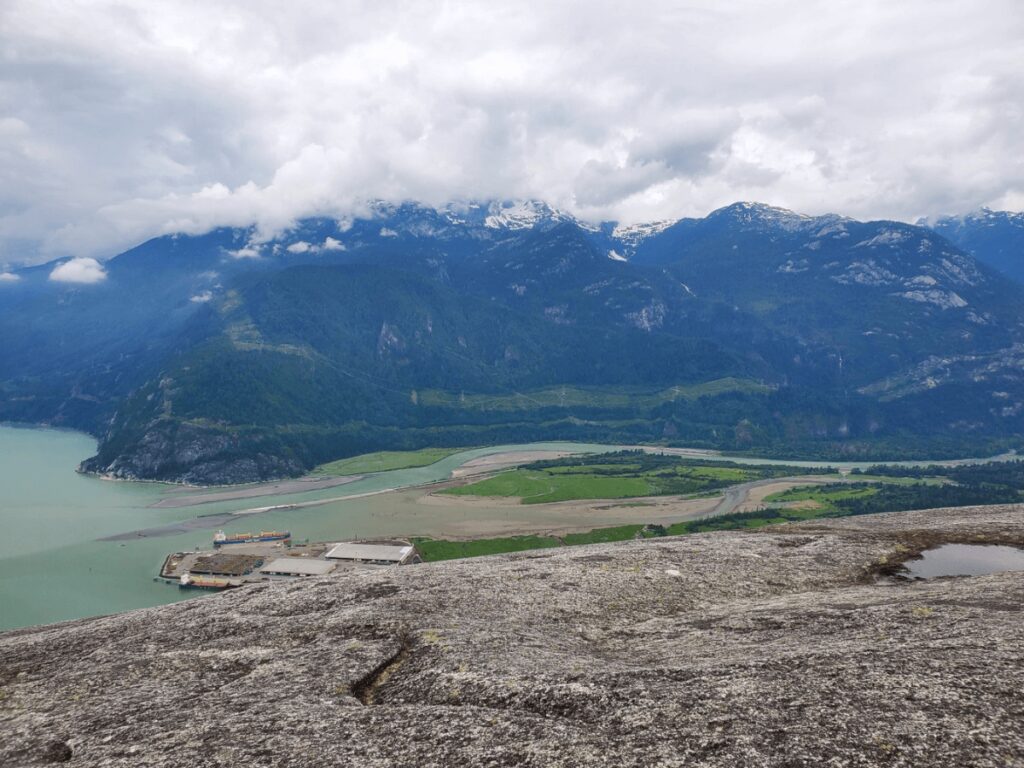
[[325, 542, 419, 565]]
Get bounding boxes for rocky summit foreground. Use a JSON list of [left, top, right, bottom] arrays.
[[2, 507, 1024, 767]]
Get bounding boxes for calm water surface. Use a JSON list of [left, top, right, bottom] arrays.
[[0, 426, 621, 630], [904, 543, 1024, 579]]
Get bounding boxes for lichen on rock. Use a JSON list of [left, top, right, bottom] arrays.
[[2, 505, 1023, 766]]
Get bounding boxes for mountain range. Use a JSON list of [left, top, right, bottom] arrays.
[[919, 208, 1024, 284], [2, 200, 1023, 483]]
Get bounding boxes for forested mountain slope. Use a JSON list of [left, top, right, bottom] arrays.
[[3, 201, 1024, 483]]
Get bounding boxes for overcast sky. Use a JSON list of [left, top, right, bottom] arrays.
[[2, 0, 1023, 265]]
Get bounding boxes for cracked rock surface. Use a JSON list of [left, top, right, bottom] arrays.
[[2, 505, 1024, 767]]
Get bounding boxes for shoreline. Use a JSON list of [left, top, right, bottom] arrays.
[[148, 473, 365, 508], [35, 425, 1018, 490]]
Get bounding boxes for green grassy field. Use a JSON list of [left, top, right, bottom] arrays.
[[764, 484, 879, 511], [313, 447, 464, 476], [411, 535, 561, 561], [443, 469, 653, 504], [441, 450, 823, 504], [562, 525, 650, 545], [665, 507, 824, 534], [412, 526, 663, 561]]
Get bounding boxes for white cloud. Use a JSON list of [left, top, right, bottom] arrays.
[[1, 0, 1023, 263], [48, 257, 107, 284], [189, 290, 213, 302], [226, 245, 261, 259], [285, 236, 345, 254], [0, 272, 20, 282]]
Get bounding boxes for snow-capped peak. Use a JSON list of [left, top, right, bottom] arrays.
[[921, 207, 1024, 230], [611, 220, 675, 246], [484, 200, 569, 230], [707, 202, 845, 234]]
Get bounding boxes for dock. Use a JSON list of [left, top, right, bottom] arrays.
[[160, 537, 421, 590]]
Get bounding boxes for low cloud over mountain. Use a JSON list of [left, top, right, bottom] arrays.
[[48, 257, 107, 284], [1, 1, 1023, 264]]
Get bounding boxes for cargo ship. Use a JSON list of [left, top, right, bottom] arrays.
[[213, 530, 291, 547]]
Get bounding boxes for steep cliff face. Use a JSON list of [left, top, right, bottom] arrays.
[[78, 417, 306, 485], [2, 506, 1024, 767]]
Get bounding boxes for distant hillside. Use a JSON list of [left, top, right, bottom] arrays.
[[922, 208, 1024, 283], [3, 200, 1024, 482]]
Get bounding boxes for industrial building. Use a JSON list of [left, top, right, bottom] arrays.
[[325, 541, 420, 565], [159, 538, 420, 591]]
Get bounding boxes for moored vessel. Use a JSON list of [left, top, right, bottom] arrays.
[[178, 573, 241, 590], [213, 530, 291, 547]]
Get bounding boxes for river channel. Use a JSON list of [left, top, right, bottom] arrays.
[[0, 424, 1015, 630]]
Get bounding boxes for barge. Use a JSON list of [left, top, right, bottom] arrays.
[[213, 529, 291, 547], [178, 574, 241, 590]]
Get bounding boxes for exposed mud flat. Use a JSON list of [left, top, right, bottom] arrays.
[[148, 474, 364, 508], [3, 504, 1023, 767], [449, 450, 576, 478], [411, 488, 719, 539]]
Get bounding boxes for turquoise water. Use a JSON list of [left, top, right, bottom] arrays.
[[1, 425, 1016, 631], [0, 426, 192, 629], [0, 427, 618, 630]]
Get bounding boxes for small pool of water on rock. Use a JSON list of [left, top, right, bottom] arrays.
[[904, 543, 1024, 579]]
